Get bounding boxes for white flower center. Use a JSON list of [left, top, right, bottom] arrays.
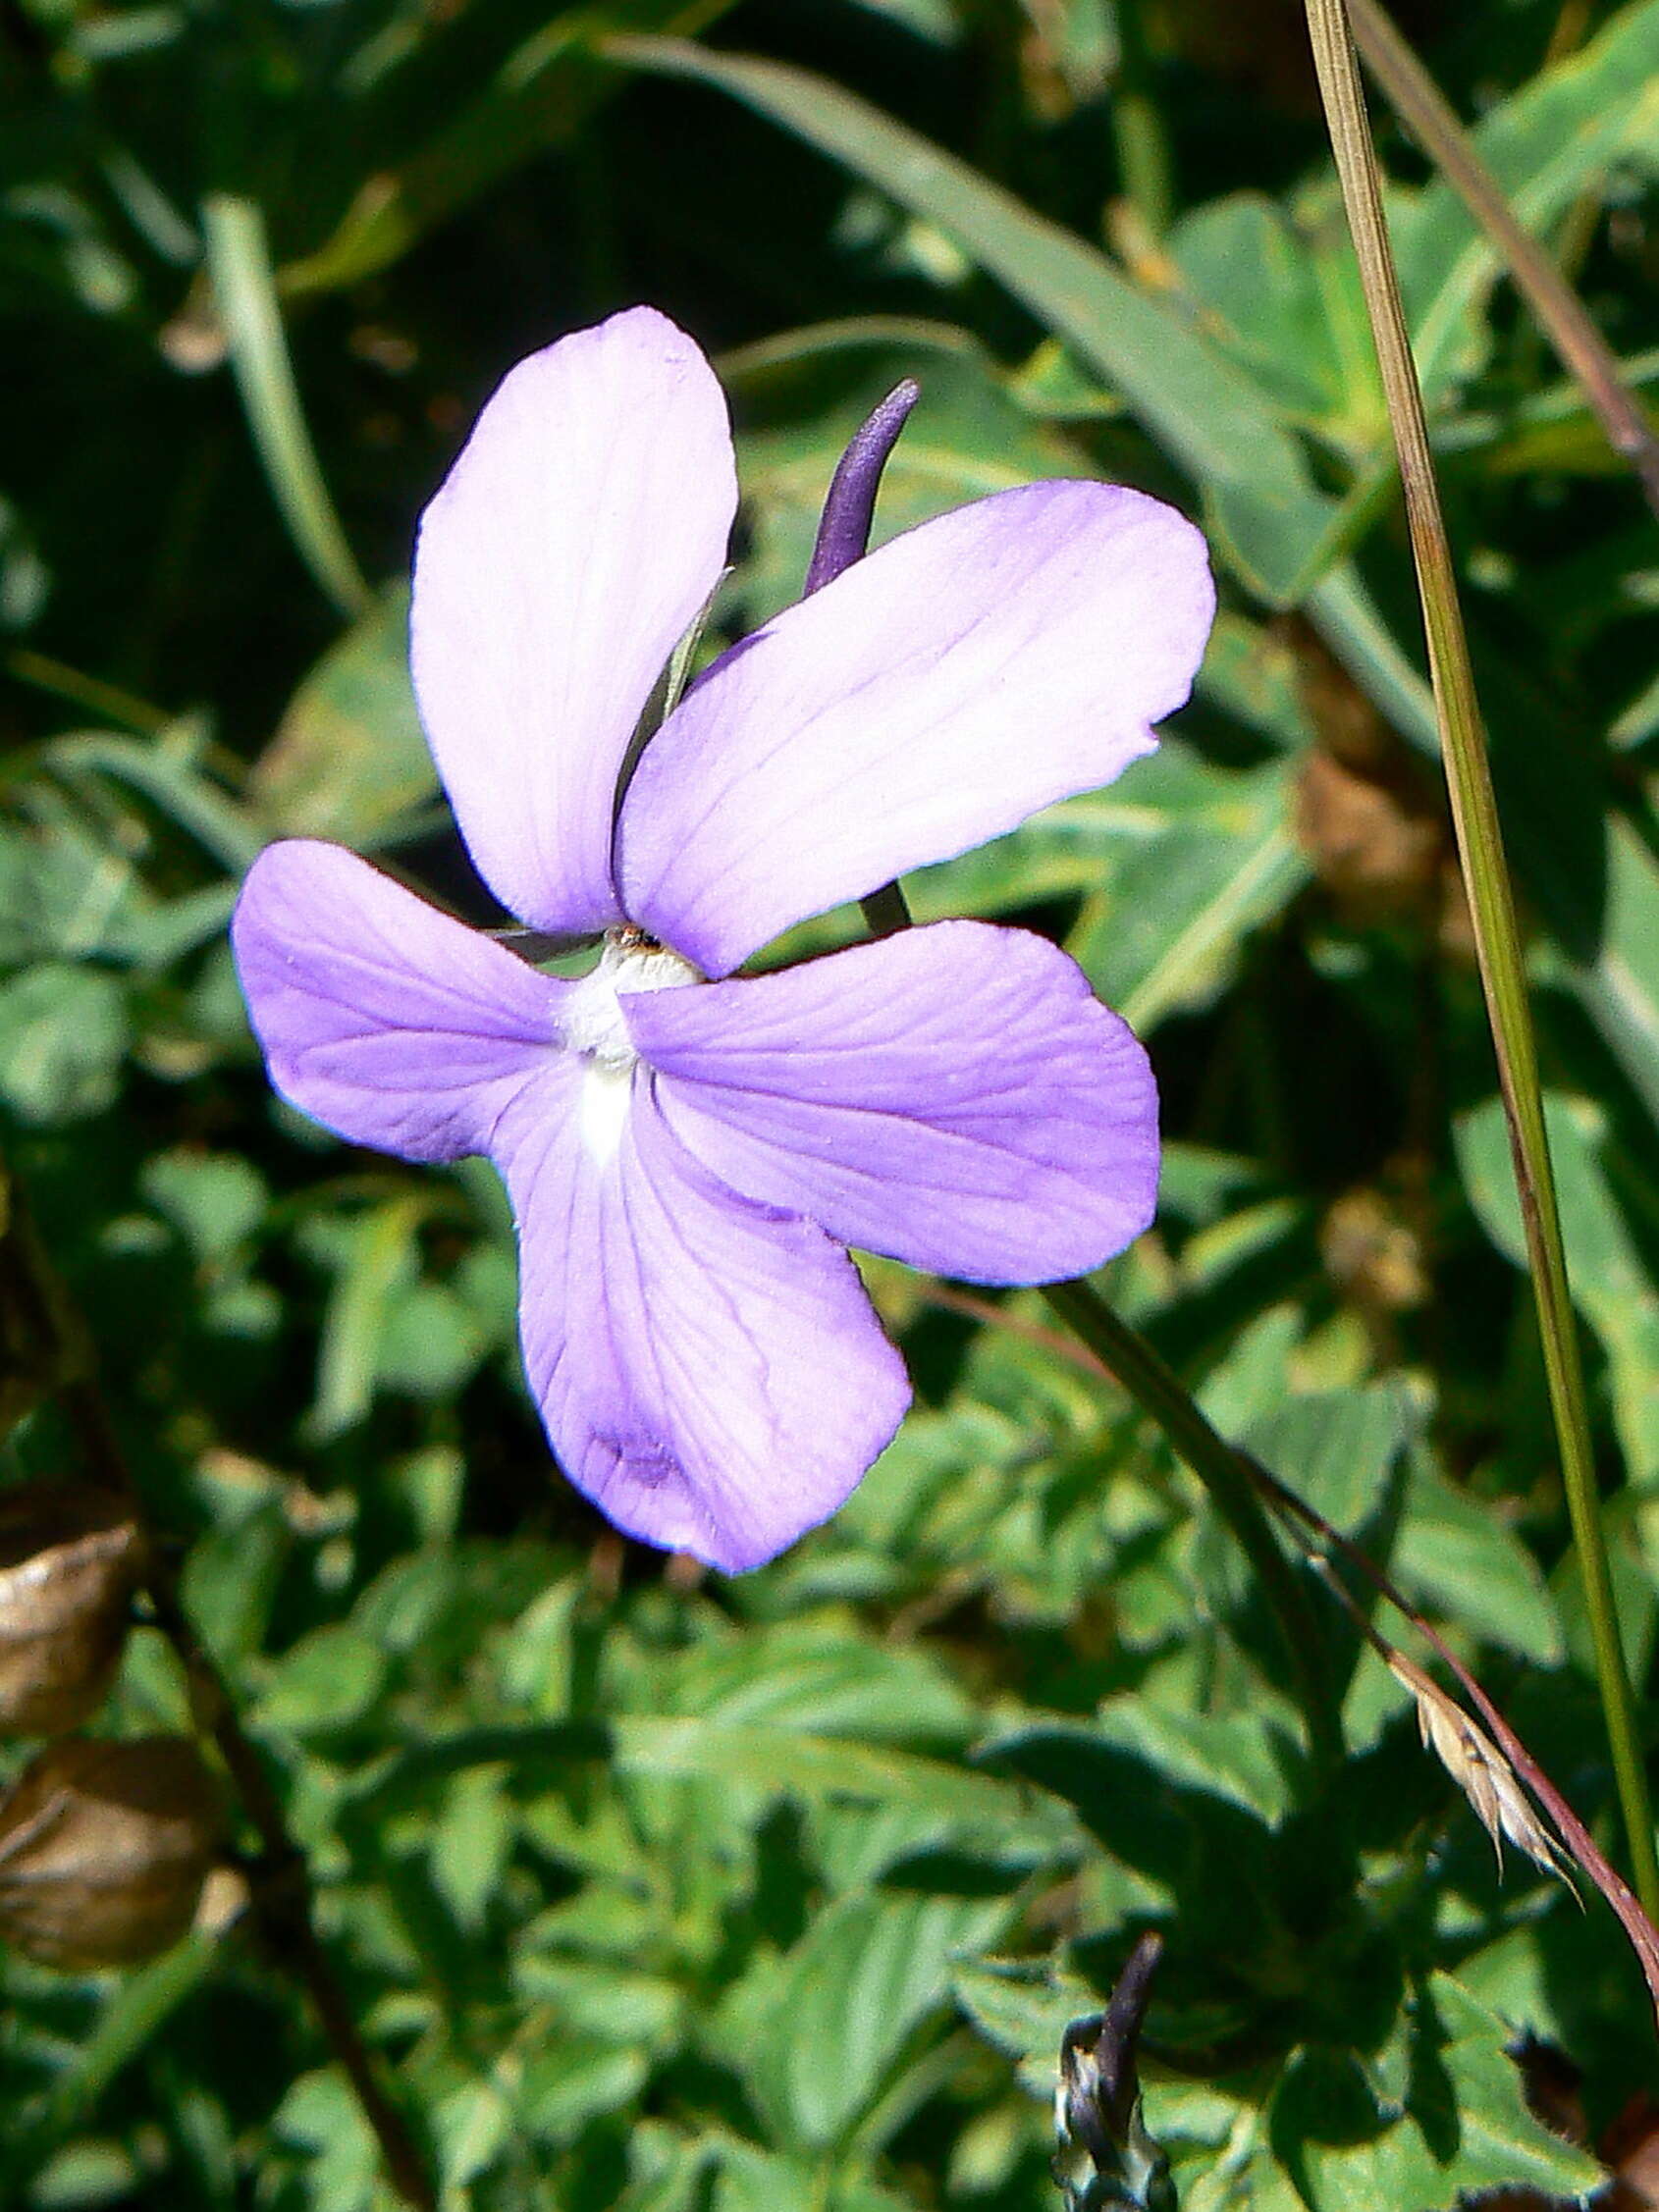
[[562, 927, 701, 1163]]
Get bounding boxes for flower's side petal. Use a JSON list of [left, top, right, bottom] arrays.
[[625, 921, 1158, 1284], [618, 481, 1213, 975], [411, 307, 737, 934], [494, 1074, 910, 1571], [233, 839, 565, 1161]]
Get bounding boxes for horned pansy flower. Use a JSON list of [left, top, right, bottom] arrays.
[[233, 307, 1214, 1570]]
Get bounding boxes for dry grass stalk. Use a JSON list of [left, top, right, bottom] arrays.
[[1388, 1651, 1577, 1889]]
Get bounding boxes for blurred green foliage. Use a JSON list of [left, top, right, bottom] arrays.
[[2, 0, 1658, 2204]]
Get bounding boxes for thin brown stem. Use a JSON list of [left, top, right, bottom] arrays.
[[1253, 1450, 1659, 2024], [1346, 0, 1659, 519], [1, 1160, 435, 2211], [940, 1267, 1659, 2028], [1304, 0, 1659, 1922]]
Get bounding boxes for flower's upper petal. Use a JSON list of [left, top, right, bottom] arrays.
[[410, 307, 737, 934], [232, 839, 565, 1161], [625, 921, 1157, 1284], [617, 481, 1213, 975], [493, 1070, 909, 1571]]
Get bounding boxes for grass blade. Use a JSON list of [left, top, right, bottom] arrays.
[[598, 31, 1340, 605], [1348, 0, 1659, 518], [201, 195, 370, 621], [1302, 0, 1659, 1918]]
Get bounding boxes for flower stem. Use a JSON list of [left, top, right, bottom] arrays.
[[1305, 0, 1659, 1922], [858, 884, 1336, 1755], [0, 1156, 436, 2212], [932, 1268, 1659, 2030], [1042, 1278, 1340, 1771], [821, 367, 1325, 1766], [1110, 0, 1175, 240]]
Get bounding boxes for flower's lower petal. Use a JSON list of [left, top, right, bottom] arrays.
[[411, 307, 737, 934], [625, 921, 1158, 1284], [617, 480, 1213, 975], [494, 1073, 910, 1571], [232, 839, 565, 1161]]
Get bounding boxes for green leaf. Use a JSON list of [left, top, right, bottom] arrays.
[[45, 726, 264, 873], [250, 587, 438, 848], [376, 1279, 488, 1399], [1092, 1699, 1298, 1826], [1563, 816, 1659, 1131], [1198, 611, 1319, 755], [202, 195, 370, 620], [0, 962, 128, 1123], [427, 1764, 514, 1930], [1267, 1975, 1603, 2211], [604, 36, 1343, 603], [431, 2079, 512, 2192], [1391, 1453, 1564, 1662], [710, 2145, 823, 2212], [140, 1148, 267, 1265], [0, 800, 152, 969], [277, 0, 745, 302], [258, 1622, 389, 1734], [353, 1717, 1027, 1827], [520, 2040, 649, 2145], [1064, 744, 1310, 1032], [1167, 191, 1382, 445], [1396, 0, 1659, 402], [1456, 1090, 1659, 1487], [302, 1193, 430, 1441], [0, 1937, 220, 2200], [0, 494, 49, 630], [1418, 1975, 1603, 2200], [1244, 1383, 1422, 1539], [952, 1955, 1100, 2097], [663, 1622, 973, 1741], [515, 1957, 683, 2048], [182, 1496, 293, 1666], [978, 1718, 1280, 1951], [272, 2070, 380, 2212], [617, 1718, 1026, 1823], [727, 320, 1092, 630], [727, 1889, 1009, 2146]]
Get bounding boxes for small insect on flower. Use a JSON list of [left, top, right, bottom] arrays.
[[233, 308, 1214, 1570]]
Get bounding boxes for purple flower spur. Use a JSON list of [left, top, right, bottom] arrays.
[[232, 307, 1215, 1570]]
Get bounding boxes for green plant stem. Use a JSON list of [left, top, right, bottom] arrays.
[[0, 1157, 436, 2211], [861, 889, 1335, 1762], [201, 195, 371, 620], [1042, 1278, 1339, 1769], [7, 650, 170, 737], [1110, 0, 1174, 239], [1304, 0, 1659, 1920], [1345, 0, 1659, 521], [930, 1269, 1659, 2028]]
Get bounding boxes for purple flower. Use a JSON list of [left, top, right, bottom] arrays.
[[232, 307, 1214, 1571]]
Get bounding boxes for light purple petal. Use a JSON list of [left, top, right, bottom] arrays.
[[232, 839, 564, 1161], [617, 480, 1213, 975], [411, 307, 737, 934], [493, 1071, 910, 1571], [625, 921, 1157, 1284]]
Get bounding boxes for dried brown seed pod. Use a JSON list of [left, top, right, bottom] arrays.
[[1295, 746, 1446, 920], [0, 1484, 145, 1737], [0, 1735, 222, 1968]]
